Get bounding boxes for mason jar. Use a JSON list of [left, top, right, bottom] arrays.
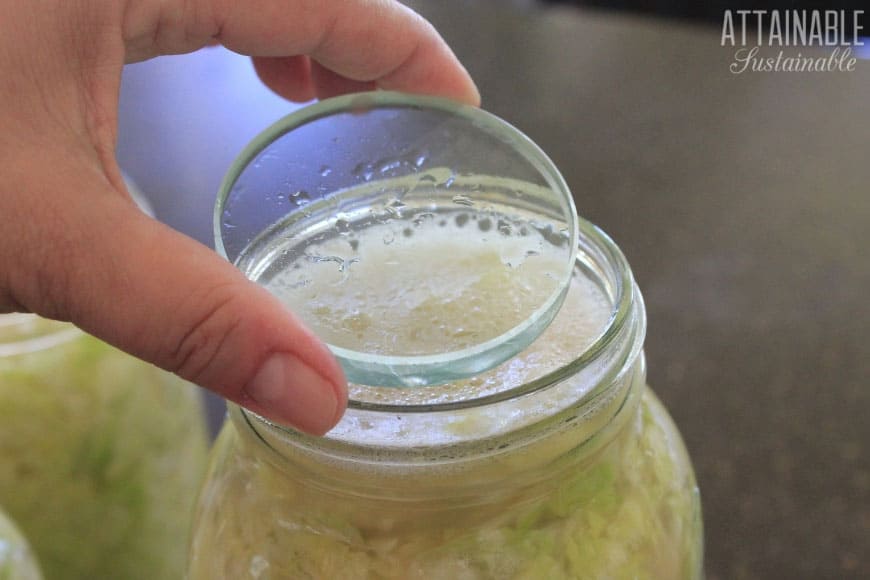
[[188, 215, 704, 578], [0, 506, 42, 580], [0, 314, 209, 580]]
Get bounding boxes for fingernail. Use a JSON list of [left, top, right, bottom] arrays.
[[245, 353, 340, 435], [468, 82, 482, 107]]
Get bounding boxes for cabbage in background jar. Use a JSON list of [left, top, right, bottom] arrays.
[[0, 507, 42, 580], [188, 218, 704, 579], [0, 314, 209, 580]]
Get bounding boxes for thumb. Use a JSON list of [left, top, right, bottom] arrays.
[[5, 164, 347, 436]]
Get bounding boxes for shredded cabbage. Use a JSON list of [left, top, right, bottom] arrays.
[[189, 388, 702, 579], [0, 322, 208, 580]]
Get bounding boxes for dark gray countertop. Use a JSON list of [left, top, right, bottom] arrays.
[[117, 2, 869, 578]]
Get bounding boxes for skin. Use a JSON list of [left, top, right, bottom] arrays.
[[0, 0, 479, 435]]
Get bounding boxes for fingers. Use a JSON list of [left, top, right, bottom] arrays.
[[214, 0, 479, 105], [308, 60, 376, 101], [125, 0, 479, 104], [2, 152, 347, 435], [251, 55, 317, 102], [252, 56, 380, 102]]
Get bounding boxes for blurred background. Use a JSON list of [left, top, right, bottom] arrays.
[[117, 1, 868, 579]]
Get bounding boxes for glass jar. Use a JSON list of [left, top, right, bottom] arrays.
[[0, 314, 209, 580], [188, 218, 704, 579], [0, 507, 42, 580]]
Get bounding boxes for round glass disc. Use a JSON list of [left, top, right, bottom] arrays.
[[216, 92, 578, 386]]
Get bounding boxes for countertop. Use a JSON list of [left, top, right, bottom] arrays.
[[117, 2, 869, 578]]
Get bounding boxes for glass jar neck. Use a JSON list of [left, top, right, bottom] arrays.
[[232, 219, 647, 495], [0, 314, 80, 357]]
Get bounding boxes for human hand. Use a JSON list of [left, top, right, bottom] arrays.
[[0, 0, 479, 435]]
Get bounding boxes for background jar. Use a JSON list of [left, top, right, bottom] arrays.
[[188, 216, 704, 579], [0, 506, 42, 580], [0, 314, 209, 580]]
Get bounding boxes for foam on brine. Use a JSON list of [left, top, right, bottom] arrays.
[[262, 215, 566, 357], [328, 264, 614, 448]]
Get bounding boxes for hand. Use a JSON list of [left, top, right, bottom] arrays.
[[0, 0, 479, 435]]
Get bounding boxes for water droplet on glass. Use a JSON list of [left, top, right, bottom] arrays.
[[306, 253, 352, 272], [378, 159, 402, 174], [383, 231, 395, 245], [291, 190, 311, 206], [536, 223, 568, 247], [497, 219, 513, 236], [385, 198, 405, 219], [340, 257, 360, 273], [372, 209, 392, 224], [352, 162, 375, 181], [413, 212, 435, 227], [319, 165, 332, 177], [418, 173, 437, 184], [335, 218, 352, 235], [452, 194, 474, 207]]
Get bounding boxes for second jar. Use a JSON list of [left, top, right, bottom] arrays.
[[0, 315, 209, 580]]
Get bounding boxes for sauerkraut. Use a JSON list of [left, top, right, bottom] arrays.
[[0, 315, 208, 580], [189, 388, 701, 579]]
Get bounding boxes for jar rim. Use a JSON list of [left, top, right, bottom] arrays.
[[0, 314, 81, 356], [243, 214, 640, 428]]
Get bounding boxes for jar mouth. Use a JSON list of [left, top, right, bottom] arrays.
[[0, 314, 81, 356], [243, 214, 640, 428]]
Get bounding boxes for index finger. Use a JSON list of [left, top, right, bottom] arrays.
[[215, 0, 480, 105]]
